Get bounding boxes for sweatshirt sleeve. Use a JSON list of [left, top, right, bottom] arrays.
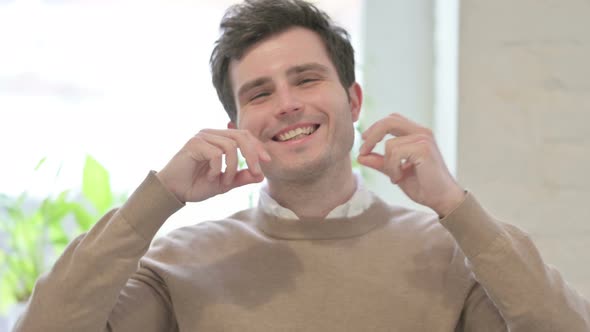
[[13, 171, 184, 332], [440, 192, 590, 332]]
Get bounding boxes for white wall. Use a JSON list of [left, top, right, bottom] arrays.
[[360, 0, 435, 211], [458, 0, 590, 298], [361, 0, 590, 300]]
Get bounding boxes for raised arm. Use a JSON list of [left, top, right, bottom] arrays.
[[358, 113, 590, 331], [13, 129, 270, 332]]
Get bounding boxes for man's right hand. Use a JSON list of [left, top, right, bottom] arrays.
[[156, 129, 271, 203]]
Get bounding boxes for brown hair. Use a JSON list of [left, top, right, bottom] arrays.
[[210, 0, 356, 123]]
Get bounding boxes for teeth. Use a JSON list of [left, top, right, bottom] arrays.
[[277, 126, 316, 142]]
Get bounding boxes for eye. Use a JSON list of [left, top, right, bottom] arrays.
[[297, 78, 319, 86], [250, 92, 270, 101]]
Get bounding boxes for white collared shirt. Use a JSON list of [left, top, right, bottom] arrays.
[[258, 173, 374, 219]]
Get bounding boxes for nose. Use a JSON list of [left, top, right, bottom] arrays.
[[275, 86, 303, 117]]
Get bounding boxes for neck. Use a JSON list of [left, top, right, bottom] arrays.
[[265, 159, 357, 219]]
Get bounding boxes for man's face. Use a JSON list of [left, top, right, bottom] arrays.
[[229, 27, 362, 181]]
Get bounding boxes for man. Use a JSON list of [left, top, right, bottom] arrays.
[[15, 0, 590, 331]]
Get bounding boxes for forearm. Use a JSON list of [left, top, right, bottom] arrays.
[[13, 172, 183, 332], [441, 193, 590, 331]]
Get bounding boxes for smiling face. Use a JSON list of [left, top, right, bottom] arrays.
[[229, 27, 362, 182]]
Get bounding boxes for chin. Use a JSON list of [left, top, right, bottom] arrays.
[[264, 156, 333, 183]]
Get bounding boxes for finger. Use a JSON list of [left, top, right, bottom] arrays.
[[201, 129, 270, 175], [222, 147, 239, 186], [357, 152, 411, 184], [359, 113, 431, 155], [184, 137, 224, 181], [199, 132, 240, 185], [386, 138, 436, 183], [383, 135, 425, 182], [385, 143, 406, 183], [206, 150, 223, 181], [201, 128, 271, 162], [228, 169, 265, 189], [357, 153, 385, 172], [201, 129, 261, 178], [384, 133, 428, 148]]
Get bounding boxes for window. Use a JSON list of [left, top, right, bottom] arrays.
[[0, 0, 363, 235]]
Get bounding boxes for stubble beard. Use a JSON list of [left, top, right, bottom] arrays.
[[264, 133, 355, 186]]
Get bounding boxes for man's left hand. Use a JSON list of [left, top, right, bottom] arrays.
[[357, 113, 466, 217]]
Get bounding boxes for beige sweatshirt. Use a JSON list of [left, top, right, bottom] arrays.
[[14, 172, 590, 331]]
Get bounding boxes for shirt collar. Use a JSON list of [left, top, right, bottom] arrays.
[[258, 172, 374, 220]]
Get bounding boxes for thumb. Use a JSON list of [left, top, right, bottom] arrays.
[[357, 153, 385, 172], [228, 169, 265, 190]]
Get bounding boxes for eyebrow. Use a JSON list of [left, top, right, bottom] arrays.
[[236, 62, 330, 98], [237, 77, 271, 99], [286, 62, 330, 76]]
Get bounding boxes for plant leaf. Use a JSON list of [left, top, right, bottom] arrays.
[[33, 157, 47, 171], [41, 191, 73, 226], [82, 155, 113, 215], [48, 221, 70, 247], [0, 272, 18, 314], [72, 203, 95, 231]]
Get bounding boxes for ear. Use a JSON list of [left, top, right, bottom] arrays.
[[347, 82, 363, 122], [227, 121, 237, 129]]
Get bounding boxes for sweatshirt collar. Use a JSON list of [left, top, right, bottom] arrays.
[[254, 192, 391, 240], [258, 172, 373, 220]]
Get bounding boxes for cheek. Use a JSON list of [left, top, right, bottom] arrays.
[[237, 113, 265, 136], [330, 103, 356, 137]]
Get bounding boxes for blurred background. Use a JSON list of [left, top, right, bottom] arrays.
[[1, 0, 589, 329]]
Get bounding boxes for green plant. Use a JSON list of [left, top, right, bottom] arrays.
[[0, 155, 127, 313]]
